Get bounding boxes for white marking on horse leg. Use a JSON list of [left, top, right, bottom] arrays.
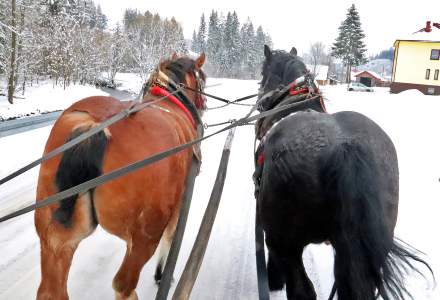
[[156, 234, 172, 273], [115, 290, 138, 300]]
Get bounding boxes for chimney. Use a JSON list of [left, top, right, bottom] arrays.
[[425, 21, 432, 32]]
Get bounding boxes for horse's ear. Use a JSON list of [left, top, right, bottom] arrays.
[[171, 52, 178, 60], [264, 45, 272, 60], [195, 52, 205, 70], [290, 47, 298, 56]]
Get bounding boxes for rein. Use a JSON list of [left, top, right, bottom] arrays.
[[181, 84, 258, 109], [0, 80, 208, 187], [0, 88, 182, 186], [0, 96, 321, 224]]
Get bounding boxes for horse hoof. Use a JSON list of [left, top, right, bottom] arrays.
[[115, 290, 138, 300], [155, 277, 175, 286]]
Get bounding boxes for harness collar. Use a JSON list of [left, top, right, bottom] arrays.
[[143, 68, 206, 110], [143, 68, 205, 132], [149, 86, 196, 129], [255, 73, 327, 141], [257, 72, 326, 113]]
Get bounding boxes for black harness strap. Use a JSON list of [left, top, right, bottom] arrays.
[[0, 79, 215, 187], [171, 128, 236, 300], [0, 96, 320, 224], [155, 155, 200, 300], [182, 84, 258, 107], [255, 212, 270, 300], [0, 94, 175, 186]]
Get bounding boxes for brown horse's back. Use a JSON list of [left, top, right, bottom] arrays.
[[37, 95, 195, 234], [35, 53, 207, 300], [35, 95, 196, 299]]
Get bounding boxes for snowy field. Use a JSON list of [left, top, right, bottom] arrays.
[[0, 73, 141, 121], [0, 78, 439, 299]]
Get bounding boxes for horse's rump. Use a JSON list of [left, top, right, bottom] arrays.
[[37, 95, 196, 236]]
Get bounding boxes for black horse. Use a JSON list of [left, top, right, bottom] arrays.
[[254, 45, 431, 300]]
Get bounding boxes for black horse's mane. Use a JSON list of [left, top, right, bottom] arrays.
[[261, 50, 308, 89]]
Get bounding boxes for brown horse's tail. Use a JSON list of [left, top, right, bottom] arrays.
[[53, 126, 108, 228]]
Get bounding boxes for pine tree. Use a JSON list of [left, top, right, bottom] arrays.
[[218, 12, 231, 76], [255, 25, 271, 76], [191, 30, 198, 52], [215, 11, 240, 77], [239, 19, 256, 78], [229, 11, 240, 77], [206, 10, 222, 76], [96, 5, 108, 30], [203, 11, 272, 79], [196, 13, 206, 53], [331, 4, 367, 83]]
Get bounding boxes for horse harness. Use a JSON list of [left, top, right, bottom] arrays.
[[143, 68, 206, 124], [142, 68, 206, 162], [253, 74, 327, 196]]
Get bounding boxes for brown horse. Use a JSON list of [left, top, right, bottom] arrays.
[[34, 53, 207, 300]]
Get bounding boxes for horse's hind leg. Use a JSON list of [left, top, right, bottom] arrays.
[[35, 193, 96, 300], [267, 249, 286, 290], [154, 233, 172, 284], [284, 247, 316, 300], [154, 203, 179, 284], [113, 233, 160, 300]]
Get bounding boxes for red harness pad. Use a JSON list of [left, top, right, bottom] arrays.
[[150, 86, 196, 128], [257, 152, 265, 166]]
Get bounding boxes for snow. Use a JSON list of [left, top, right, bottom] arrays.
[[0, 80, 439, 299], [306, 64, 329, 81], [0, 73, 144, 121], [112, 73, 145, 95], [398, 27, 440, 43], [0, 82, 109, 121]]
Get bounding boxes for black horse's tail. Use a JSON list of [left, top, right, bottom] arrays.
[[320, 140, 432, 300], [53, 126, 108, 228]]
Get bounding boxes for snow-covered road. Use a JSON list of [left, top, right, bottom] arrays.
[[0, 79, 438, 299]]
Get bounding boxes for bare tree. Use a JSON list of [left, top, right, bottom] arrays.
[[306, 41, 327, 77], [7, 0, 17, 104], [105, 23, 127, 84], [124, 11, 187, 80]]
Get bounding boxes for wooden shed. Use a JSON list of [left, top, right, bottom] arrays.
[[353, 70, 389, 87]]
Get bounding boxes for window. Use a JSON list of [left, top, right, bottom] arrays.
[[426, 69, 431, 80], [431, 49, 440, 60], [435, 69, 439, 80]]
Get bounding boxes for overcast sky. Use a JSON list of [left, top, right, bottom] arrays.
[[94, 0, 439, 56]]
